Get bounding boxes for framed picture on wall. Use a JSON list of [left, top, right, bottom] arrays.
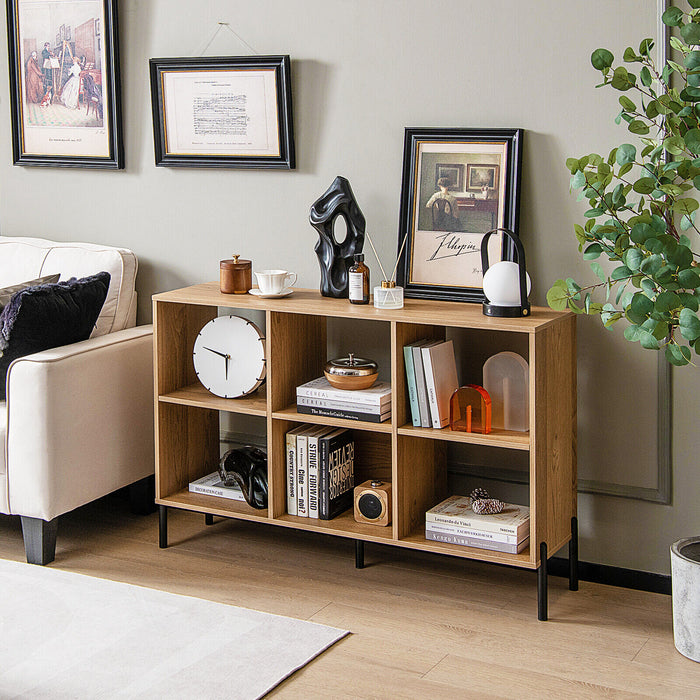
[[5, 0, 124, 168], [396, 127, 523, 303], [149, 55, 295, 169], [435, 163, 464, 191]]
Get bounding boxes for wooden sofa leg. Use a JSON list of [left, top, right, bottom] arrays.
[[20, 516, 58, 565], [129, 475, 156, 515]]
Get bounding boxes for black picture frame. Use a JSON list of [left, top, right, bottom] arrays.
[[5, 0, 124, 169], [396, 127, 523, 303], [149, 55, 295, 169]]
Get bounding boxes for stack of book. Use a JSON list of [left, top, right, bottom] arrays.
[[189, 472, 246, 502], [425, 495, 530, 554], [403, 339, 458, 429], [285, 424, 354, 519], [296, 376, 391, 423]]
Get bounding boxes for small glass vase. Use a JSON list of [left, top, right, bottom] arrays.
[[373, 281, 404, 309]]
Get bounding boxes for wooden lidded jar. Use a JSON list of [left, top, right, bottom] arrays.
[[220, 255, 252, 294]]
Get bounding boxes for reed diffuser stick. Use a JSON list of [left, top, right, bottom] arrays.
[[389, 232, 409, 283], [364, 231, 390, 281]]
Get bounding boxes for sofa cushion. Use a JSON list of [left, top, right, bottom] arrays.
[[0, 237, 137, 336], [0, 273, 110, 400], [0, 274, 60, 310]]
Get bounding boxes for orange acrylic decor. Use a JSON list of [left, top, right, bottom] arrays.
[[449, 384, 492, 434]]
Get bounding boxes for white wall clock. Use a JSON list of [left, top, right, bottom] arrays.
[[192, 315, 266, 398]]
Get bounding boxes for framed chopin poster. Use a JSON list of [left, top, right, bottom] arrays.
[[396, 127, 523, 302], [6, 0, 123, 168]]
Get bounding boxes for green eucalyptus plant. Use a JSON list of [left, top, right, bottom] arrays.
[[548, 1, 700, 365]]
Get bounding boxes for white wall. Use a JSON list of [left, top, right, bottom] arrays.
[[1, 0, 698, 574]]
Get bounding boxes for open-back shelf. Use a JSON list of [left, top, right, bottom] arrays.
[[153, 283, 577, 618]]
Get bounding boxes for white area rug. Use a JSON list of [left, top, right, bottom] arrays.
[[0, 559, 348, 699]]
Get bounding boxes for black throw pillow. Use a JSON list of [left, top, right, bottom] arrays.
[[0, 272, 110, 400]]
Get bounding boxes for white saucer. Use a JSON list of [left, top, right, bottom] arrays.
[[249, 287, 294, 298]]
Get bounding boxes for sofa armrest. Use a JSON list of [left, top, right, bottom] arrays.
[[4, 325, 154, 521]]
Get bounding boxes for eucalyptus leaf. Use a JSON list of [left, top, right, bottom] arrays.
[[686, 128, 700, 154], [682, 21, 700, 45], [662, 6, 684, 26], [666, 344, 692, 365], [680, 308, 700, 340], [591, 48, 615, 70], [640, 37, 654, 55], [546, 281, 569, 311], [679, 268, 700, 288], [616, 144, 636, 165], [628, 120, 650, 135]]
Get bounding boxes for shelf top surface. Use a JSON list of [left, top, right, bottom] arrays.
[[153, 282, 570, 332]]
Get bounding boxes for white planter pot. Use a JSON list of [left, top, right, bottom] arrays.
[[671, 537, 700, 662]]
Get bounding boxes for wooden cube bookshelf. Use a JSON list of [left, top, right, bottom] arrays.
[[153, 282, 577, 618]]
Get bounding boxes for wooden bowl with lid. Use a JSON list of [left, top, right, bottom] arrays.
[[324, 353, 378, 390]]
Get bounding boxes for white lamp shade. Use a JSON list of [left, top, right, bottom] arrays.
[[482, 261, 531, 306]]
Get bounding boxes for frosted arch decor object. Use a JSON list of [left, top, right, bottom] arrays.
[[483, 351, 529, 432]]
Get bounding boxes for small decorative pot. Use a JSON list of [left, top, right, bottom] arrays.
[[324, 353, 378, 390], [671, 537, 700, 662]]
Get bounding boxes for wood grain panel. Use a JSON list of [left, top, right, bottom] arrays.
[[156, 403, 218, 499], [395, 435, 447, 539], [268, 312, 326, 411], [530, 315, 577, 564], [154, 283, 567, 332], [153, 301, 215, 395]]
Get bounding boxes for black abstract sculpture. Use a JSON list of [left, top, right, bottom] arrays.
[[309, 176, 366, 297], [219, 446, 268, 509]]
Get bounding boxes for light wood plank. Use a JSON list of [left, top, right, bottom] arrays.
[[154, 282, 569, 332], [1, 501, 695, 700]]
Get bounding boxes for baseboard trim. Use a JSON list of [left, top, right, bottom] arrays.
[[550, 557, 671, 595]]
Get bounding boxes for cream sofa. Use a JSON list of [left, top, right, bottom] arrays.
[[0, 236, 154, 564]]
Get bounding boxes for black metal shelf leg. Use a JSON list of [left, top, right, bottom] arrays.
[[569, 516, 579, 591], [537, 541, 548, 621], [205, 513, 214, 526], [355, 540, 365, 569], [159, 505, 168, 549]]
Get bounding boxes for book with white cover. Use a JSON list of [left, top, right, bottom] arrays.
[[426, 529, 529, 554], [189, 472, 245, 501], [296, 430, 309, 517], [426, 521, 523, 545], [297, 395, 388, 414], [426, 495, 530, 539], [306, 425, 334, 519], [285, 425, 308, 516], [421, 340, 459, 429], [297, 376, 391, 406], [412, 340, 438, 428]]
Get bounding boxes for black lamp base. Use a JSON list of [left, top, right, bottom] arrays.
[[482, 302, 531, 317]]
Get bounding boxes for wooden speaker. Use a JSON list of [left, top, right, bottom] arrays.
[[354, 479, 392, 526]]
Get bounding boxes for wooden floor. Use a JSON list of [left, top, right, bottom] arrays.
[[1, 495, 699, 699]]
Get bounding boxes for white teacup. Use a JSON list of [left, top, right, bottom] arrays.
[[255, 269, 297, 295]]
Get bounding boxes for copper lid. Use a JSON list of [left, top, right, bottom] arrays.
[[324, 353, 378, 377], [220, 254, 251, 270]]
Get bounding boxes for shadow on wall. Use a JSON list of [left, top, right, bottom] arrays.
[[293, 60, 331, 175], [135, 259, 189, 324], [120, 0, 155, 172]]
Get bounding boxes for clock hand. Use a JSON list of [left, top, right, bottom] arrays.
[[225, 355, 229, 381], [203, 346, 229, 360]]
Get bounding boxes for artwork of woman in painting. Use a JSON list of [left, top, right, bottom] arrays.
[[60, 56, 82, 109]]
